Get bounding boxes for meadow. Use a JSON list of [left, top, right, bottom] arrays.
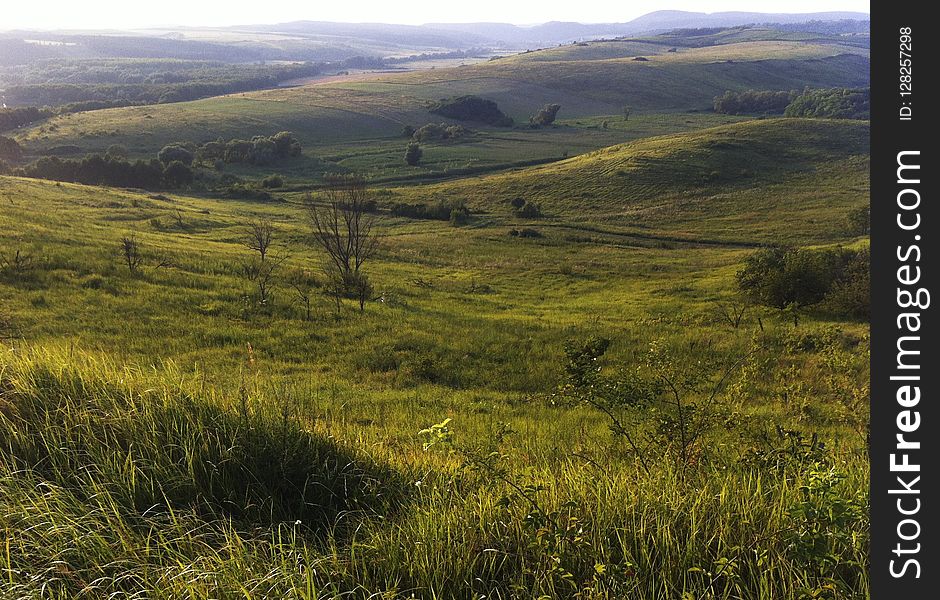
[[0, 27, 870, 599]]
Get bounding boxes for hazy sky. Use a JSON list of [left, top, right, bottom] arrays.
[[4, 0, 871, 31]]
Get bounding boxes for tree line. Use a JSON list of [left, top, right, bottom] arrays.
[[714, 87, 870, 119], [6, 131, 303, 189]]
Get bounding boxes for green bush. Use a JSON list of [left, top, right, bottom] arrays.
[[784, 87, 870, 119], [404, 142, 423, 166], [737, 246, 869, 318], [513, 200, 542, 219], [429, 95, 513, 126], [261, 175, 284, 188]]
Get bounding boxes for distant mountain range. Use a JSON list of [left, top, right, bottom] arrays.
[[421, 11, 870, 46], [0, 10, 870, 66], [237, 11, 870, 50]]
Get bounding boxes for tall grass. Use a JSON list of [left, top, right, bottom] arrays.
[[0, 347, 868, 598]]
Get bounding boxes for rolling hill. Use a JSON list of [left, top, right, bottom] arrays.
[[389, 118, 869, 245], [12, 33, 869, 171]]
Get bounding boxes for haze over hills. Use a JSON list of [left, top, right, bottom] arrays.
[[0, 10, 870, 64]]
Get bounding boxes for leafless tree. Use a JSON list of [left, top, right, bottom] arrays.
[[288, 268, 319, 321], [244, 219, 275, 262], [714, 297, 749, 329], [120, 235, 143, 274], [243, 254, 286, 306], [305, 174, 380, 311], [0, 248, 33, 276]]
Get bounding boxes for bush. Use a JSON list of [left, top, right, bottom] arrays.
[[737, 246, 869, 318], [404, 142, 423, 166], [18, 154, 166, 189], [509, 228, 543, 238], [713, 90, 795, 115], [846, 205, 870, 236], [513, 200, 542, 219], [162, 160, 194, 188], [530, 103, 561, 127], [818, 248, 870, 319], [412, 123, 468, 142], [391, 198, 468, 222], [106, 144, 128, 158], [784, 87, 870, 120], [429, 95, 513, 126], [449, 207, 469, 226], [157, 144, 194, 166], [218, 132, 302, 165], [261, 175, 284, 188], [0, 135, 23, 162]]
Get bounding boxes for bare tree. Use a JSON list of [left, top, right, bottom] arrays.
[[244, 219, 275, 262], [288, 268, 319, 321], [0, 248, 33, 276], [243, 254, 285, 306], [714, 297, 749, 329], [120, 235, 143, 274], [305, 174, 380, 311]]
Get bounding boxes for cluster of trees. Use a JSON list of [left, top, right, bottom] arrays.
[[14, 154, 191, 189], [737, 246, 869, 319], [404, 143, 423, 166], [158, 132, 302, 167], [529, 104, 561, 127], [0, 107, 53, 132], [0, 62, 322, 108], [713, 87, 870, 119], [390, 198, 469, 225], [783, 87, 870, 120], [429, 95, 513, 126], [407, 123, 469, 142], [713, 90, 795, 115], [510, 197, 542, 218], [0, 136, 22, 162]]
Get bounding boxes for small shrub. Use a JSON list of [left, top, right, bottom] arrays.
[[513, 200, 542, 219], [261, 175, 284, 189], [404, 142, 423, 166]]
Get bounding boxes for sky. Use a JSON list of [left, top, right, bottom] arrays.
[[2, 0, 871, 31]]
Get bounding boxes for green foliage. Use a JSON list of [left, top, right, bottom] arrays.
[[1, 106, 52, 132], [0, 135, 23, 162], [261, 174, 284, 189], [17, 154, 169, 189], [713, 89, 795, 115], [0, 61, 322, 109], [220, 132, 301, 165], [784, 87, 870, 119], [430, 95, 514, 126], [846, 205, 870, 236], [513, 199, 543, 219], [508, 227, 543, 238], [157, 144, 194, 166], [162, 160, 194, 188], [449, 206, 469, 226], [412, 122, 468, 142], [390, 198, 469, 222], [530, 103, 562, 127], [736, 246, 869, 317], [404, 141, 423, 166]]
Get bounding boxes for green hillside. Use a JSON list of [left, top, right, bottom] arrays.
[[387, 118, 869, 244], [1, 28, 870, 599], [14, 38, 868, 169]]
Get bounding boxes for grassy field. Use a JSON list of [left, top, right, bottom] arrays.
[[12, 36, 868, 187], [0, 111, 869, 598]]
